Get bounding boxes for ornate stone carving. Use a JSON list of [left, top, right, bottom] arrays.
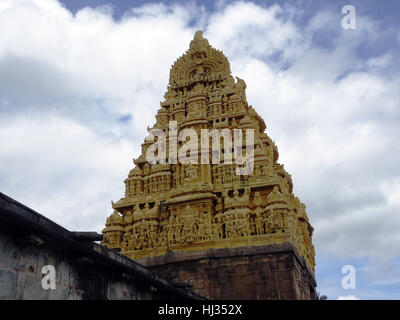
[[101, 31, 315, 273]]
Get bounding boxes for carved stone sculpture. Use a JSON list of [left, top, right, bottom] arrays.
[[101, 31, 315, 274]]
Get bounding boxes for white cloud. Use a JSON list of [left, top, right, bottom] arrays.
[[206, 2, 300, 60], [0, 113, 137, 231]]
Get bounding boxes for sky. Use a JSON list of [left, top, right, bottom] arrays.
[[0, 0, 399, 300]]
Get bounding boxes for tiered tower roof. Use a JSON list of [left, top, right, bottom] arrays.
[[101, 31, 315, 273]]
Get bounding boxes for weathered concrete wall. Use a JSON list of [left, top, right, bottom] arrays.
[[0, 230, 153, 300], [0, 192, 203, 300], [139, 243, 317, 300]]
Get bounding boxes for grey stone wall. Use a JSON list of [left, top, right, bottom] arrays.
[[0, 192, 203, 300], [0, 230, 171, 300]]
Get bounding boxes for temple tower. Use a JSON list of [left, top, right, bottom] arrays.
[[101, 31, 316, 299]]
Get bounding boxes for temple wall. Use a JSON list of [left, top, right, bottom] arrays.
[[0, 231, 154, 300], [139, 243, 317, 300], [0, 192, 202, 300], [100, 31, 317, 300]]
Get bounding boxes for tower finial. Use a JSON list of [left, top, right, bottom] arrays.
[[194, 30, 203, 41], [190, 30, 209, 50]]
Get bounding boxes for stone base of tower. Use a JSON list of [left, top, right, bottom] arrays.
[[137, 243, 317, 300]]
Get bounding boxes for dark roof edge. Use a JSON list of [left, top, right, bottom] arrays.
[[0, 192, 205, 300]]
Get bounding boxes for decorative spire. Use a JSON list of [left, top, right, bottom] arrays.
[[189, 30, 210, 52], [168, 30, 231, 89], [101, 30, 316, 276]]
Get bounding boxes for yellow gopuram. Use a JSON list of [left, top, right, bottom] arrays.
[[101, 31, 315, 273]]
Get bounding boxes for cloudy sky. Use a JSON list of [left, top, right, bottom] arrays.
[[1, 0, 399, 299]]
